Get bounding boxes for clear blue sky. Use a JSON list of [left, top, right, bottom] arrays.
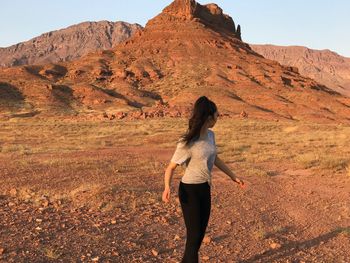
[[1, 0, 349, 57]]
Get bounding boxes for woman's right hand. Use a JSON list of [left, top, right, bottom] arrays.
[[162, 187, 171, 203]]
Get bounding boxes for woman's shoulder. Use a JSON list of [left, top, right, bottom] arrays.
[[176, 137, 191, 147], [208, 129, 216, 144]]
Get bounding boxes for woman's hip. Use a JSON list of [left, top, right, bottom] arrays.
[[178, 181, 210, 201], [179, 180, 210, 188]]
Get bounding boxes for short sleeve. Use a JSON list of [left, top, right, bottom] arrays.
[[170, 140, 191, 166], [210, 130, 218, 153]]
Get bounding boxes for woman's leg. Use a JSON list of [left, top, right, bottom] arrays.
[[178, 182, 203, 263], [199, 183, 211, 245]]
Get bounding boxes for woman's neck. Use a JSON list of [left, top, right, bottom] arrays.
[[200, 126, 209, 139]]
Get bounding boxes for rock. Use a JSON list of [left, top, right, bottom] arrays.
[[237, 24, 242, 40], [162, 0, 198, 20], [115, 69, 128, 79], [160, 0, 239, 35], [160, 216, 168, 223], [151, 249, 158, 256], [203, 235, 211, 244], [42, 200, 49, 207], [288, 66, 299, 74], [0, 248, 5, 255], [205, 3, 223, 15], [111, 219, 117, 224], [155, 100, 164, 106], [9, 188, 17, 196], [174, 234, 181, 241], [240, 110, 248, 118], [92, 256, 99, 262], [202, 255, 210, 260], [116, 111, 127, 119], [281, 76, 292, 86], [270, 242, 281, 249]]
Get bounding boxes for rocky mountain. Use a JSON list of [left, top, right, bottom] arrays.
[[2, 16, 349, 101], [251, 44, 350, 97], [0, 21, 142, 67], [0, 0, 349, 123]]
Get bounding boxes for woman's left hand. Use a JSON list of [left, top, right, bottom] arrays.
[[233, 177, 245, 188]]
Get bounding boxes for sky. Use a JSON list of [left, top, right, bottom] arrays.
[[1, 0, 349, 57]]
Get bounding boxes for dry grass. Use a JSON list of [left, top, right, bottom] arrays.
[[0, 117, 181, 156], [40, 246, 62, 259], [0, 117, 349, 210], [341, 227, 350, 236], [1, 118, 349, 173], [214, 120, 350, 175], [253, 222, 267, 240], [346, 163, 350, 177]]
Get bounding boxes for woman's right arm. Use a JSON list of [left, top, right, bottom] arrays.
[[164, 162, 178, 189], [163, 140, 190, 202], [162, 162, 178, 203]]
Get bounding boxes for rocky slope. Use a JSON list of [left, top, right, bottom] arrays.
[[0, 0, 350, 124], [251, 45, 350, 97], [0, 21, 142, 67]]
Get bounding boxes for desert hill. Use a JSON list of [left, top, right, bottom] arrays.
[[0, 21, 142, 67]]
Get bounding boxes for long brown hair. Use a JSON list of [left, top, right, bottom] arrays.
[[179, 96, 217, 146]]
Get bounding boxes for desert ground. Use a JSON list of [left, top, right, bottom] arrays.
[[0, 116, 349, 262]]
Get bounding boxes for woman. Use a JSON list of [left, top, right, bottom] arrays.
[[162, 96, 245, 263]]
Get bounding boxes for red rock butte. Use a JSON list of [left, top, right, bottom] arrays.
[[0, 0, 349, 123], [152, 0, 242, 39]]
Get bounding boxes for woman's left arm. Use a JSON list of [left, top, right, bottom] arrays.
[[214, 154, 243, 184]]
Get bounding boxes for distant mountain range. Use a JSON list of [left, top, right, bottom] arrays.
[[0, 21, 142, 67], [251, 45, 350, 97]]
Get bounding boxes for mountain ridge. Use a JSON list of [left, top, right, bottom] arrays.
[[251, 44, 350, 97], [0, 21, 142, 67]]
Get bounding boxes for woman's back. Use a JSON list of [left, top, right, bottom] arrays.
[[170, 129, 217, 186]]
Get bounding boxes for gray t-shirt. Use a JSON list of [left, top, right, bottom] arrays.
[[170, 129, 217, 186]]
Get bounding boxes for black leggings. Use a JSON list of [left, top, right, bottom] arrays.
[[178, 181, 211, 263]]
